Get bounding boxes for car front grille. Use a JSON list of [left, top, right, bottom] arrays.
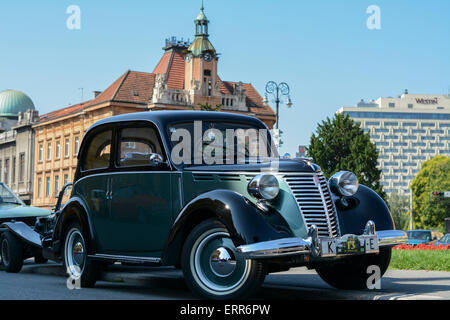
[[284, 173, 339, 238]]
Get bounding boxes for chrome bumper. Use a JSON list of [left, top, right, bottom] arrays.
[[236, 221, 407, 260]]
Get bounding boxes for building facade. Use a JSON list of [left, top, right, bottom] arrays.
[[338, 92, 450, 195], [32, 5, 276, 208], [0, 90, 39, 204]]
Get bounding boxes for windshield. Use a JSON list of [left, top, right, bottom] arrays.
[[406, 231, 431, 241], [168, 121, 278, 167], [0, 183, 24, 205], [439, 234, 450, 243]]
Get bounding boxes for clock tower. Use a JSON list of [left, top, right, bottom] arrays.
[[184, 4, 221, 106]]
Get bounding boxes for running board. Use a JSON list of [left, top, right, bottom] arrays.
[[88, 254, 161, 265]]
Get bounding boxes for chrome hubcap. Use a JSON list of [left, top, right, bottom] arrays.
[[65, 230, 85, 277], [192, 229, 251, 295], [209, 247, 237, 277]]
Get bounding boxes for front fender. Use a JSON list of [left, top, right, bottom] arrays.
[[162, 189, 292, 266], [51, 196, 97, 256], [334, 185, 395, 235]]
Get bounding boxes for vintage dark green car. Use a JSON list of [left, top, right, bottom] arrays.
[[42, 111, 406, 299]]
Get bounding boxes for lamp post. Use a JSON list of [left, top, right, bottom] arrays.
[[263, 81, 293, 130]]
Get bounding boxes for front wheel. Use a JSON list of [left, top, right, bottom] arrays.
[[315, 247, 392, 290], [181, 219, 266, 300], [63, 222, 99, 288], [1, 231, 24, 273]]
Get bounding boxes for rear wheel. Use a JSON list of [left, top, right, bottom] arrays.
[[63, 222, 99, 288], [315, 247, 392, 290], [181, 219, 266, 300], [1, 231, 24, 273]]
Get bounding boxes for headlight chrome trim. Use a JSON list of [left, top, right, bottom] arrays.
[[248, 174, 280, 201], [329, 171, 359, 197]]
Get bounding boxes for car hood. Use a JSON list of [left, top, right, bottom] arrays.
[[184, 159, 321, 173], [0, 204, 52, 218]]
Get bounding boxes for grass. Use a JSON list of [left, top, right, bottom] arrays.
[[389, 249, 450, 272]]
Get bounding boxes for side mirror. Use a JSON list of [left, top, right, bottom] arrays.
[[149, 153, 164, 167]]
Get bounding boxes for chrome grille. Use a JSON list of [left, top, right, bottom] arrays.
[[284, 173, 339, 237]]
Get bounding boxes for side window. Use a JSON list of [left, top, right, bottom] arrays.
[[118, 126, 164, 167], [83, 129, 112, 171]]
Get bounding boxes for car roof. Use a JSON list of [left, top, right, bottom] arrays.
[[86, 110, 267, 135]]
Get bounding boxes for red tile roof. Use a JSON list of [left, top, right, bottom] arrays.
[[39, 71, 155, 122], [153, 51, 171, 74], [39, 53, 274, 123], [220, 80, 274, 116], [166, 51, 185, 90]]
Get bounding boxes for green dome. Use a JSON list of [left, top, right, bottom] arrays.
[[0, 90, 35, 118]]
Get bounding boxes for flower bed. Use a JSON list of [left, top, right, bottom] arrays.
[[394, 243, 450, 250]]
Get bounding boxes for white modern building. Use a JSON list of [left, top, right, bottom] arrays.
[[338, 91, 450, 195]]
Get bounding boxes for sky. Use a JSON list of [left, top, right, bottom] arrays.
[[0, 0, 449, 155]]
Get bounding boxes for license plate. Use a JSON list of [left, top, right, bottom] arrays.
[[320, 235, 379, 257]]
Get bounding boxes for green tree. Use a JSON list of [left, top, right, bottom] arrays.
[[308, 113, 386, 200], [387, 192, 410, 230], [192, 103, 222, 111], [410, 155, 450, 230]]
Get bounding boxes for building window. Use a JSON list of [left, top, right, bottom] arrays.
[[403, 122, 417, 127], [74, 137, 79, 156], [366, 121, 380, 126], [412, 129, 426, 134], [19, 154, 25, 183], [384, 135, 399, 140], [56, 141, 60, 159], [12, 157, 16, 184], [408, 104, 413, 109], [39, 144, 43, 162], [4, 158, 9, 185], [63, 174, 70, 195], [55, 175, 59, 196], [384, 122, 398, 126], [412, 142, 426, 147], [65, 139, 70, 158], [421, 123, 435, 127], [46, 177, 50, 197], [37, 177, 42, 197], [375, 128, 389, 133], [47, 142, 52, 161], [388, 103, 395, 108], [0, 160, 2, 182]]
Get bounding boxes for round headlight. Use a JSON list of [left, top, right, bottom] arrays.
[[329, 171, 359, 197], [248, 174, 280, 200]]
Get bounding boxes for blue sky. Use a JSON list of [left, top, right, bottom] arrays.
[[0, 0, 449, 155]]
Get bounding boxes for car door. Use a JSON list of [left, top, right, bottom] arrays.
[[74, 125, 113, 252], [106, 122, 173, 256]]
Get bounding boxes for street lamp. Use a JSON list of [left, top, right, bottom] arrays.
[[264, 81, 293, 129]]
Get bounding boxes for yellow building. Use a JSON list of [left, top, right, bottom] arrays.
[[32, 6, 275, 208]]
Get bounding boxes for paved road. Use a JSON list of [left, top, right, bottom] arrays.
[[0, 261, 449, 300]]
